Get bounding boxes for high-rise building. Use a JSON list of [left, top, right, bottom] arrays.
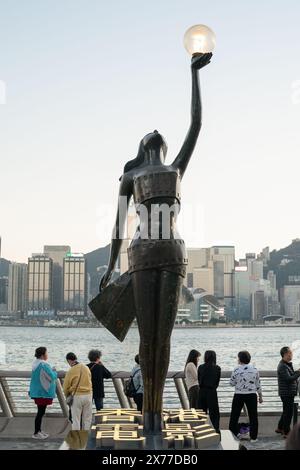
[[27, 255, 54, 316], [251, 290, 266, 322], [184, 248, 209, 287], [193, 266, 214, 295], [282, 285, 300, 321], [0, 276, 8, 312], [209, 246, 235, 316], [8, 263, 27, 314], [247, 258, 263, 280], [234, 267, 251, 320], [43, 246, 71, 312], [62, 254, 87, 316]]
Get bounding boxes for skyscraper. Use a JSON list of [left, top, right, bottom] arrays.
[[43, 246, 71, 312], [234, 267, 251, 320], [0, 276, 8, 312], [63, 253, 87, 315], [27, 255, 53, 316], [209, 246, 235, 317], [8, 263, 27, 314]]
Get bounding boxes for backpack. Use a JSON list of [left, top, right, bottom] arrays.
[[123, 369, 140, 398]]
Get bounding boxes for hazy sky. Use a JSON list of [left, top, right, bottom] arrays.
[[1, 0, 300, 263]]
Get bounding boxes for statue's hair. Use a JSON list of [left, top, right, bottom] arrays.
[[123, 141, 145, 174], [119, 140, 145, 181]]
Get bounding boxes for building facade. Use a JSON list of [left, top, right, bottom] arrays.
[[27, 255, 54, 316], [8, 263, 27, 314], [0, 276, 8, 312], [62, 254, 87, 316], [44, 245, 71, 312]]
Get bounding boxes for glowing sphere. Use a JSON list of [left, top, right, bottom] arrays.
[[183, 24, 216, 55]]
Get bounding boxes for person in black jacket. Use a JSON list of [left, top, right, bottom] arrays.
[[276, 346, 300, 437], [198, 350, 221, 433], [87, 349, 111, 410]]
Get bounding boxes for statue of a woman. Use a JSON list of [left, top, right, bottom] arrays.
[[100, 52, 212, 433]]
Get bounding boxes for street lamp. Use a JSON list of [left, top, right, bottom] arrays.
[[184, 24, 216, 56]]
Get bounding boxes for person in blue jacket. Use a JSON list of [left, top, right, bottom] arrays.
[[29, 347, 57, 439]]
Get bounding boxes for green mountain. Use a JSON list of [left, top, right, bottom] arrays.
[[266, 239, 300, 290]]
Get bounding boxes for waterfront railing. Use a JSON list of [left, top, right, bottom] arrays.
[[0, 370, 293, 418]]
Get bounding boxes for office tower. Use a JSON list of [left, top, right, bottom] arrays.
[[267, 270, 276, 290], [209, 246, 235, 316], [0, 276, 8, 312], [247, 258, 263, 280], [43, 246, 71, 312], [185, 248, 210, 288], [234, 267, 251, 320], [193, 266, 214, 295], [27, 255, 53, 316], [8, 263, 27, 314], [251, 290, 266, 322], [63, 253, 87, 315], [282, 285, 300, 321], [260, 246, 270, 266]]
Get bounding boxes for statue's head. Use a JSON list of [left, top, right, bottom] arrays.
[[122, 130, 168, 175], [141, 130, 168, 159]]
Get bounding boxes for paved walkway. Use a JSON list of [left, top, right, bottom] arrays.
[[238, 435, 286, 450], [0, 435, 286, 450], [0, 438, 63, 450]]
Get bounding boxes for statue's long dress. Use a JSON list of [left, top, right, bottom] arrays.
[[127, 169, 187, 429]]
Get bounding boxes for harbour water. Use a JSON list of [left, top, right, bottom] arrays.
[[1, 326, 300, 372]]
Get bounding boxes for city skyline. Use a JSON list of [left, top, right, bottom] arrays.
[[0, 234, 298, 265], [1, 1, 300, 262]]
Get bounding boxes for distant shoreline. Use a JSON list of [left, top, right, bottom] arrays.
[[1, 323, 300, 329]]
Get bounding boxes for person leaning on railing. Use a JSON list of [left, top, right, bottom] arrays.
[[198, 350, 221, 434], [87, 349, 111, 411], [184, 349, 201, 409], [63, 352, 93, 431], [29, 346, 57, 440], [276, 346, 300, 438]]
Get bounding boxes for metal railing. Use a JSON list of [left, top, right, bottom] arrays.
[[0, 370, 293, 418]]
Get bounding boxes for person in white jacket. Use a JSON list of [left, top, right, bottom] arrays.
[[229, 350, 263, 442], [184, 350, 201, 408]]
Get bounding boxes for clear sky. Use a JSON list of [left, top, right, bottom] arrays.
[[1, 0, 300, 262]]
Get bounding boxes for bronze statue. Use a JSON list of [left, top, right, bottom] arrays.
[[98, 52, 212, 434]]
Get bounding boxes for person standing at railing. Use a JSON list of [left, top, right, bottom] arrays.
[[184, 349, 201, 408], [131, 354, 144, 412], [63, 352, 93, 431], [29, 346, 57, 440], [276, 346, 300, 438], [198, 350, 221, 433], [229, 350, 263, 443], [87, 349, 111, 411]]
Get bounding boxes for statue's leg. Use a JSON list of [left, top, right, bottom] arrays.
[[131, 269, 159, 432], [152, 270, 183, 431]]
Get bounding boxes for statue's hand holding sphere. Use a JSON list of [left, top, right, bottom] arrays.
[[191, 52, 213, 70]]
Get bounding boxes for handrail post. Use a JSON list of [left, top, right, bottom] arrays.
[[113, 377, 131, 408], [56, 379, 69, 418], [174, 377, 189, 410], [0, 380, 13, 418]]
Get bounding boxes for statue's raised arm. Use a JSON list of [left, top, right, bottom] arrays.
[[172, 52, 212, 178]]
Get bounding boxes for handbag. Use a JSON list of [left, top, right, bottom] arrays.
[[89, 271, 193, 342], [88, 271, 136, 342], [66, 365, 83, 407], [123, 369, 140, 398]]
